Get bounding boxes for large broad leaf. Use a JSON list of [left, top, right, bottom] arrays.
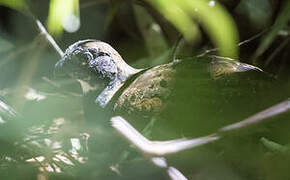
[[147, 0, 239, 58], [147, 0, 201, 43], [47, 0, 80, 36]]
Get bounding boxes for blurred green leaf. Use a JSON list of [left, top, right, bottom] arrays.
[[104, 0, 121, 30], [261, 137, 290, 154], [0, 0, 27, 12], [133, 4, 168, 57], [254, 0, 290, 58], [147, 0, 201, 42], [47, 0, 80, 36], [147, 0, 239, 58], [175, 0, 239, 58]]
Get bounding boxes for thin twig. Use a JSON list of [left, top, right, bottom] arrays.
[[41, 77, 61, 88], [172, 35, 183, 62], [265, 37, 290, 66], [36, 19, 64, 57], [197, 30, 267, 57], [219, 98, 290, 133], [196, 47, 218, 57], [111, 116, 219, 156], [237, 30, 267, 46]]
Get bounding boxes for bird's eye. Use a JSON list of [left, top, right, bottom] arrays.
[[97, 52, 109, 57], [84, 51, 94, 60]]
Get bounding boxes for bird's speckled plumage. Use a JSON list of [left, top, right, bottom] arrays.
[[55, 39, 284, 138], [114, 62, 175, 115]]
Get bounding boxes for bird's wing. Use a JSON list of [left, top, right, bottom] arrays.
[[113, 56, 287, 139]]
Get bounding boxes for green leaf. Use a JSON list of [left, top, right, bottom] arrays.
[[147, 0, 200, 42], [47, 0, 80, 36], [0, 0, 27, 12], [147, 0, 239, 59], [261, 137, 290, 154], [175, 0, 239, 58], [133, 4, 168, 57]]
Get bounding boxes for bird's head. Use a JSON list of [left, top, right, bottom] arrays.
[[55, 39, 141, 107]]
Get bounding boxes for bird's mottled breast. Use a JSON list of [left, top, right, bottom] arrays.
[[114, 63, 175, 114]]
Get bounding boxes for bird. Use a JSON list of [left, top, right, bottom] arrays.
[[54, 39, 288, 140]]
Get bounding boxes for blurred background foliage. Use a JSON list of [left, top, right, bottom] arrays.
[[0, 0, 290, 179]]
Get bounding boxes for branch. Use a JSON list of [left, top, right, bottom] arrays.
[[35, 19, 64, 57], [219, 98, 290, 133], [197, 30, 267, 57], [111, 116, 219, 156]]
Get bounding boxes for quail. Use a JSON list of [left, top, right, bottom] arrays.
[[55, 39, 287, 139]]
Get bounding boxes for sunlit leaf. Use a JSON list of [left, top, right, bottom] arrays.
[[0, 0, 27, 12], [254, 0, 290, 58], [47, 0, 80, 36], [147, 0, 200, 42], [175, 0, 239, 58], [147, 0, 239, 58]]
